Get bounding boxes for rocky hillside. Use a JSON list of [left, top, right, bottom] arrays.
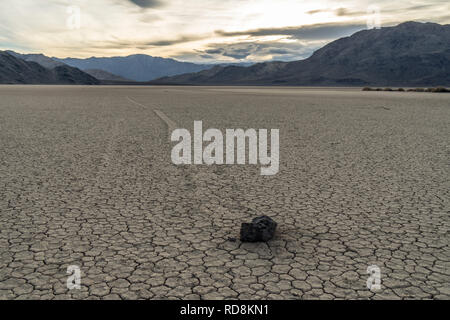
[[152, 22, 450, 86], [0, 51, 99, 84]]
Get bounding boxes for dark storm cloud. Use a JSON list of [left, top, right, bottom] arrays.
[[307, 3, 445, 17], [127, 0, 163, 8], [72, 33, 207, 50], [204, 48, 224, 54], [144, 35, 204, 46], [218, 44, 256, 59], [200, 41, 318, 61], [222, 47, 254, 59], [59, 35, 206, 50], [306, 8, 364, 17], [215, 22, 366, 41], [199, 54, 215, 59]]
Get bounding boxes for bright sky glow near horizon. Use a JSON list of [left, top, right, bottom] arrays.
[[0, 0, 449, 63]]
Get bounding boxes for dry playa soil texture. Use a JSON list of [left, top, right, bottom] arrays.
[[0, 86, 449, 300]]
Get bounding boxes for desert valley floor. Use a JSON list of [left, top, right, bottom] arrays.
[[0, 86, 449, 299]]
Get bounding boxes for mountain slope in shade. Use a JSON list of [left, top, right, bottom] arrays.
[[6, 51, 65, 69], [84, 69, 130, 81], [153, 22, 450, 86], [0, 51, 99, 84], [57, 54, 216, 81], [6, 50, 126, 82]]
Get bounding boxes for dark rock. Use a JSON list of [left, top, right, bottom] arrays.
[[240, 216, 277, 242]]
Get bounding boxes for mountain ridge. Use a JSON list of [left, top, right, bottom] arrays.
[[0, 51, 99, 84], [151, 21, 450, 86], [2, 21, 449, 86], [56, 54, 216, 82], [6, 51, 65, 69]]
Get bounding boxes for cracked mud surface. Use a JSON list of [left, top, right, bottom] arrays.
[[0, 86, 449, 300]]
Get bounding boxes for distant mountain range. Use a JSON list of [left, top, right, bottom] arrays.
[[1, 51, 251, 83], [6, 51, 65, 69], [56, 55, 216, 82], [0, 51, 218, 83], [6, 50, 133, 81], [152, 22, 450, 86], [0, 51, 99, 84], [1, 22, 449, 86]]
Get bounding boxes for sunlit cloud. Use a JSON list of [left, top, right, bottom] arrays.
[[0, 0, 448, 62]]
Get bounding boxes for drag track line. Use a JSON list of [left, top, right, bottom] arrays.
[[153, 110, 178, 138], [126, 96, 177, 141], [125, 97, 231, 218]]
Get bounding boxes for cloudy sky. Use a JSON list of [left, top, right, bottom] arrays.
[[0, 0, 448, 63]]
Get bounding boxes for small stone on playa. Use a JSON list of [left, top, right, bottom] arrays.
[[240, 216, 277, 242]]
